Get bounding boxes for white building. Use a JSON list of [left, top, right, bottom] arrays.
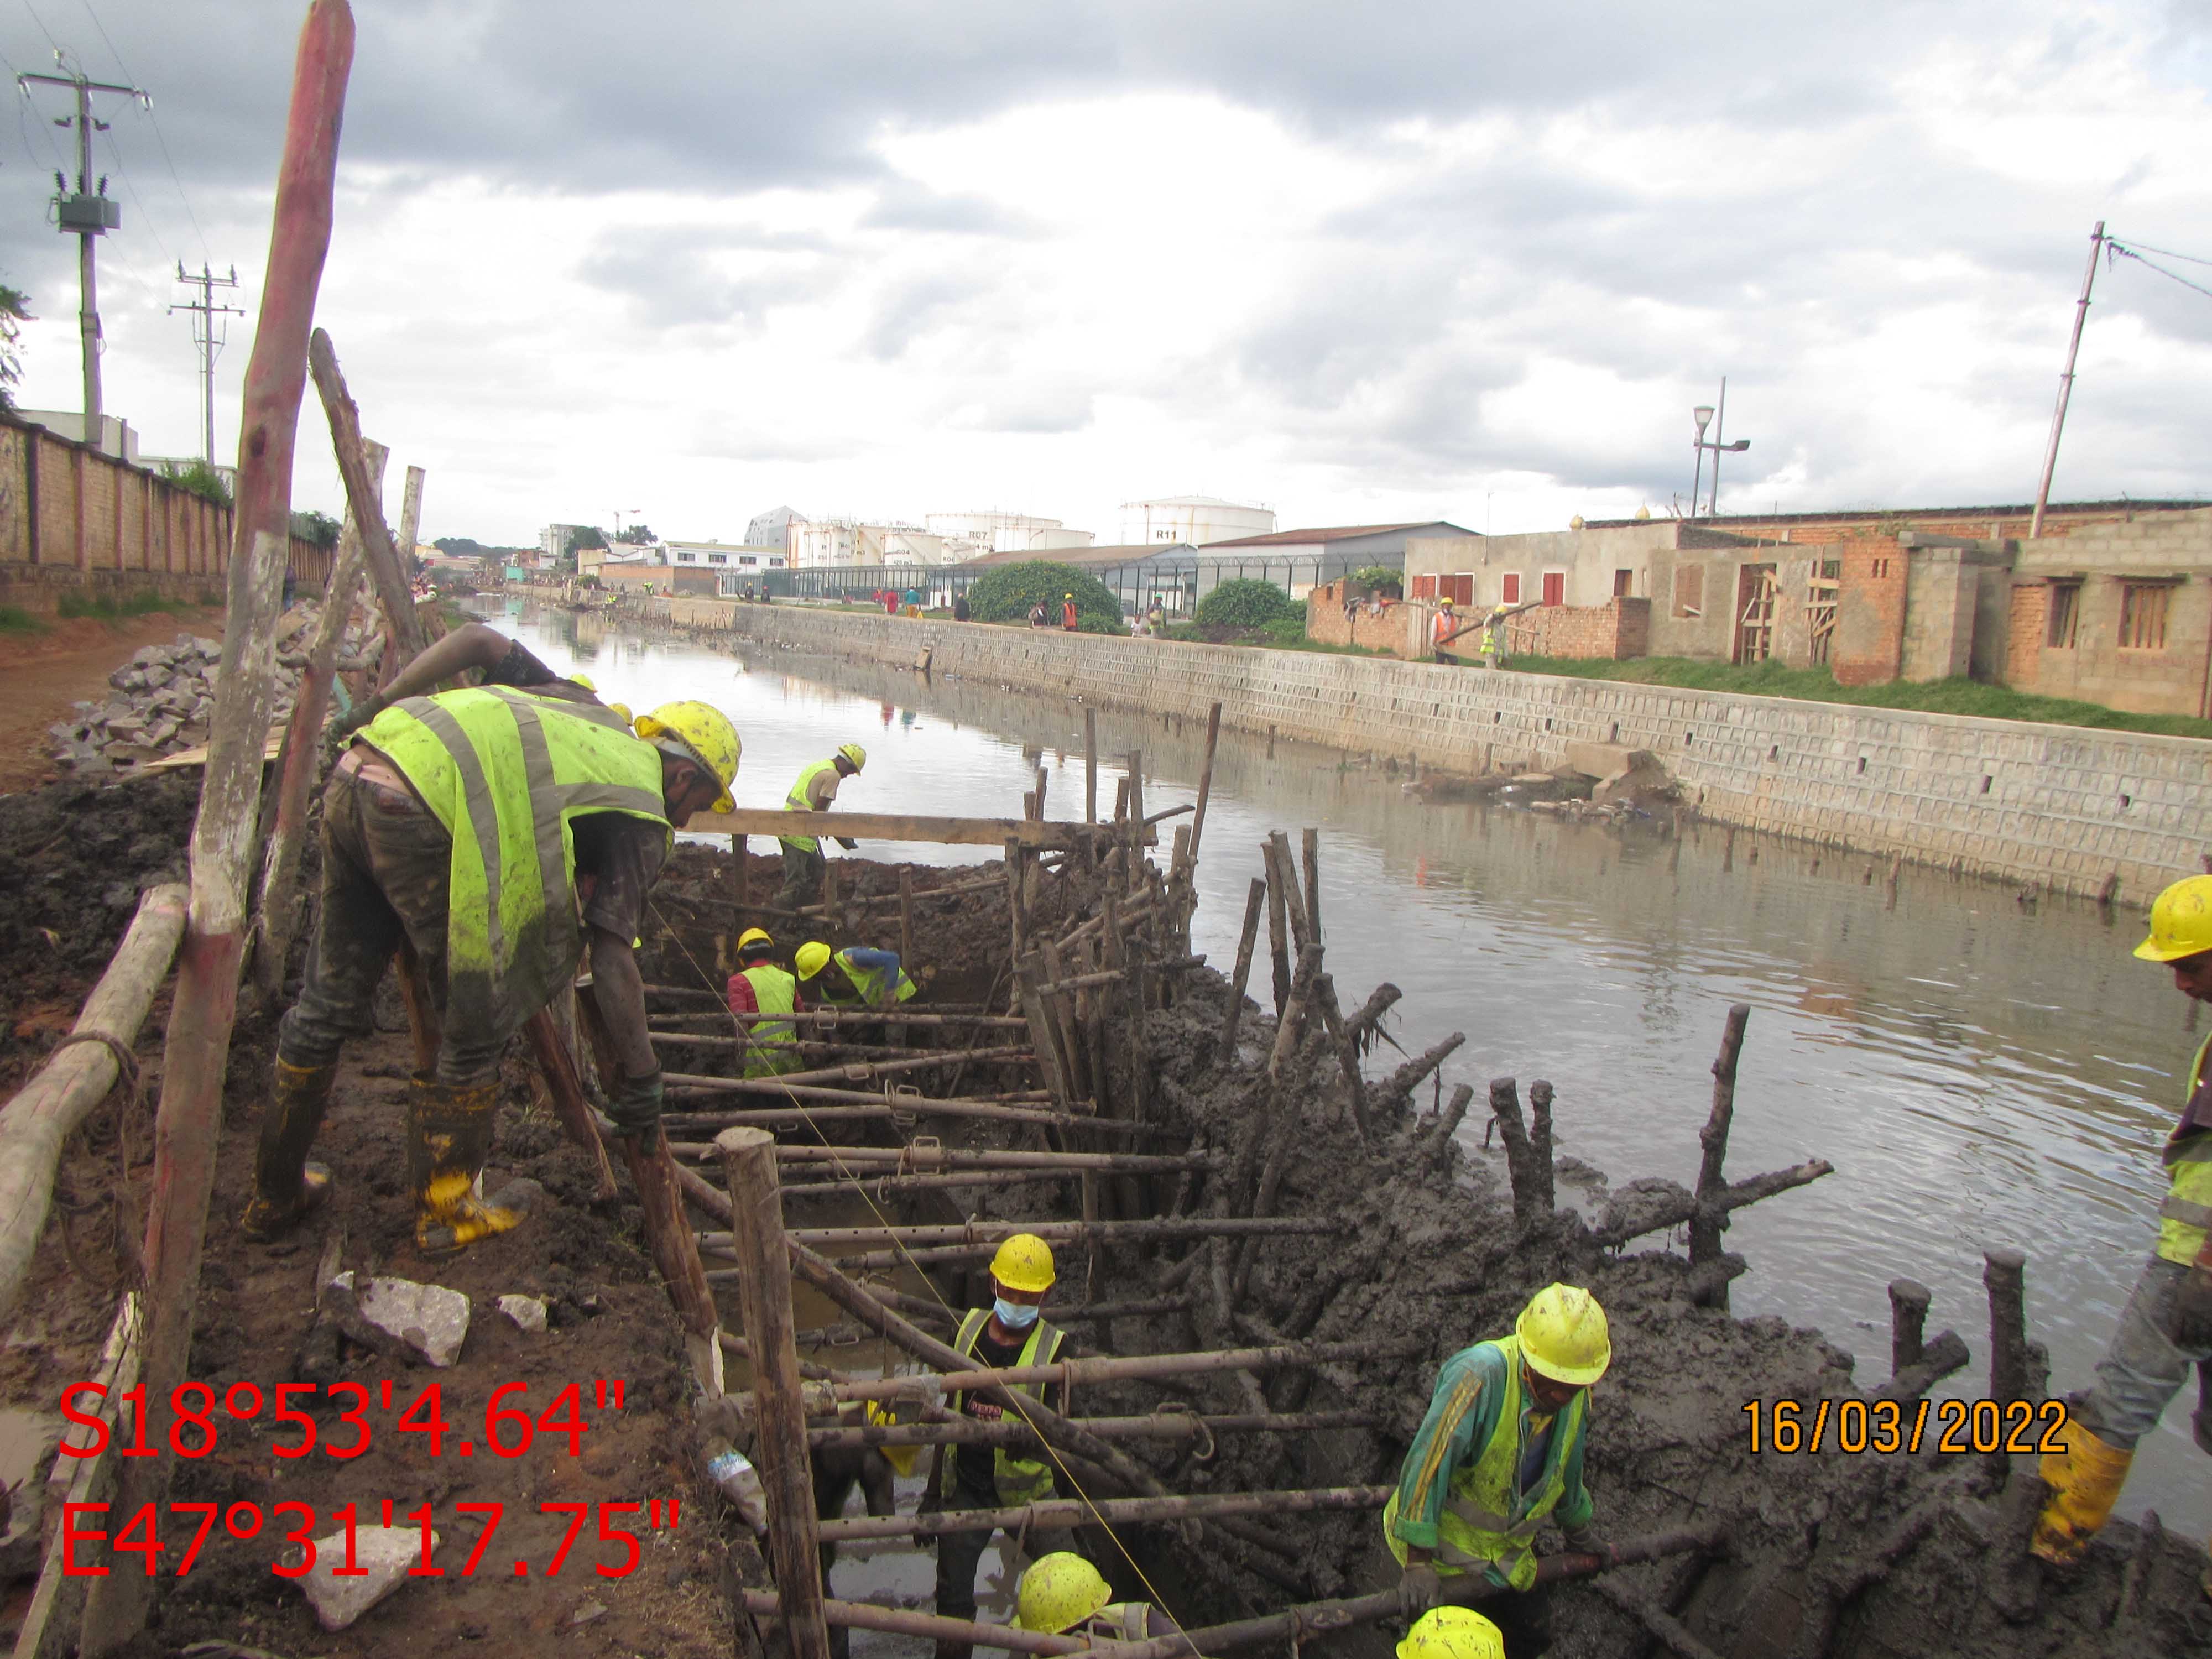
[[540, 523, 594, 562], [924, 510, 1096, 560], [665, 538, 789, 574], [747, 505, 801, 552], [790, 519, 956, 568], [1119, 494, 1275, 548]]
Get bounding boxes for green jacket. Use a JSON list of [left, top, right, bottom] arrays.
[[780, 758, 840, 854], [2158, 1034, 2212, 1266], [1386, 1335, 1593, 1590]]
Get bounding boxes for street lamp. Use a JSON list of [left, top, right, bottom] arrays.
[[1691, 405, 1714, 520], [1688, 380, 1751, 516]]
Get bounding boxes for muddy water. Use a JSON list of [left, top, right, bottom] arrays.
[[494, 601, 2211, 1537]]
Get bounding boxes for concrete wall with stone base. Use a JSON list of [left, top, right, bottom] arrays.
[[637, 596, 2210, 902]]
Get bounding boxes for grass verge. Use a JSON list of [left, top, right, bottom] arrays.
[[0, 604, 47, 635], [56, 588, 185, 622], [1505, 655, 2212, 740]]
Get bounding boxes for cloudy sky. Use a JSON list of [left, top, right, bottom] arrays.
[[3, 1, 2210, 547]]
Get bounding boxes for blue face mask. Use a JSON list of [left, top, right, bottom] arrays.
[[993, 1297, 1040, 1329]]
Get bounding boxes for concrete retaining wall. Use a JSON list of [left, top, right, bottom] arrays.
[[636, 595, 2211, 902]]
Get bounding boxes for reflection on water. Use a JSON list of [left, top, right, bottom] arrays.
[[492, 600, 2211, 1536]]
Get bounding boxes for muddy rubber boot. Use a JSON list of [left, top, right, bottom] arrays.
[[2029, 1415, 2132, 1566], [407, 1076, 533, 1255], [239, 1060, 338, 1241]]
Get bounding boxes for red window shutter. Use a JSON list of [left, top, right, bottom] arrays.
[[1411, 575, 1437, 599], [1501, 573, 1520, 605], [1542, 572, 1564, 606]]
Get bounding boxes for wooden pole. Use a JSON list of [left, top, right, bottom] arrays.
[[817, 1484, 1391, 1542], [1589, 1159, 1835, 1248], [81, 6, 354, 1647], [1688, 1004, 1751, 1285], [733, 833, 749, 918], [1220, 877, 1266, 1062], [1984, 1248, 2038, 1405], [394, 462, 425, 567], [520, 1009, 620, 1202], [252, 437, 384, 1001], [1084, 706, 1098, 823], [735, 1592, 1090, 1657], [1263, 848, 1291, 1017], [1889, 1277, 1932, 1373], [710, 1214, 1337, 1254], [307, 331, 426, 670], [898, 867, 915, 964], [0, 884, 187, 1326], [1189, 701, 1222, 860], [1301, 827, 1322, 944], [810, 1408, 1381, 1452], [713, 1129, 831, 1659]]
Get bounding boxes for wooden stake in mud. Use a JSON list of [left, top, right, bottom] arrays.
[[1220, 877, 1267, 1063], [1488, 1078, 1550, 1230], [1189, 701, 1222, 860], [1264, 844, 1292, 1016], [1084, 707, 1098, 823], [253, 437, 385, 1001], [1005, 836, 1026, 963], [522, 1009, 620, 1202], [1302, 826, 1322, 943], [1888, 1278, 1932, 1373], [81, 4, 355, 1647], [733, 833, 749, 917], [1688, 1003, 1751, 1291], [898, 867, 915, 964], [1983, 1248, 2041, 1405], [1525, 1080, 1557, 1217], [309, 330, 426, 669], [714, 1128, 832, 1659]]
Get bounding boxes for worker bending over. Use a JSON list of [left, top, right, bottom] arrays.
[[1387, 1284, 1610, 1659], [243, 623, 738, 1254], [927, 1234, 1081, 1659], [797, 940, 917, 1009], [2036, 875, 2212, 1598], [1010, 1553, 1180, 1643], [777, 744, 867, 914], [726, 927, 803, 1077]]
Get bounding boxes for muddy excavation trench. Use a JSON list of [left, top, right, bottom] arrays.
[[3, 761, 2210, 1659]]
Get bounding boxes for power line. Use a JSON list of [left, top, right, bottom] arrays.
[[2110, 236, 2212, 269], [99, 118, 174, 270], [76, 0, 210, 261], [2107, 240, 2212, 305]]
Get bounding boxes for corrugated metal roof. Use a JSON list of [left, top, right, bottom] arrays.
[[1201, 521, 1470, 549]]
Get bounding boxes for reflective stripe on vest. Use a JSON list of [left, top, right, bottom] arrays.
[[837, 949, 917, 1008], [2158, 1036, 2212, 1266], [780, 758, 838, 853], [740, 967, 797, 1050], [1430, 1335, 1585, 1591], [1083, 1605, 1150, 1643], [362, 686, 669, 1036], [941, 1309, 1064, 1506]]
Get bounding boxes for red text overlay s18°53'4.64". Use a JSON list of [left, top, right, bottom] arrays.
[[59, 1378, 628, 1461]]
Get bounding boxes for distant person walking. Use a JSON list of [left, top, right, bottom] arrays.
[[1432, 598, 1463, 665], [953, 593, 971, 622], [1029, 601, 1050, 628], [1062, 593, 1078, 632]]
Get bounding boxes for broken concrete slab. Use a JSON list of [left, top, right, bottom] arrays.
[[1562, 739, 1657, 779], [295, 1522, 435, 1630], [332, 1271, 471, 1368]]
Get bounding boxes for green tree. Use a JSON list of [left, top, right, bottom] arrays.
[[566, 525, 609, 554], [161, 458, 233, 508], [966, 562, 1125, 633], [1193, 577, 1299, 629], [615, 522, 655, 545], [0, 284, 30, 413], [289, 509, 342, 548]]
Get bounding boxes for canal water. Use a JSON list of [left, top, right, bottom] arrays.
[[493, 599, 2211, 1535]]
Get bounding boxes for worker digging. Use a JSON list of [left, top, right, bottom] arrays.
[[776, 743, 868, 915]]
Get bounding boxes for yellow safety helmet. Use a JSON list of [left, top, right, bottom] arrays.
[[2136, 875, 2212, 962], [607, 702, 633, 727], [1516, 1283, 1610, 1386], [989, 1232, 1056, 1295], [1011, 1553, 1110, 1634], [1397, 1608, 1505, 1659], [634, 700, 742, 815], [838, 742, 867, 770], [795, 941, 833, 981], [569, 671, 596, 691], [737, 927, 774, 954], [1439, 596, 1453, 608]]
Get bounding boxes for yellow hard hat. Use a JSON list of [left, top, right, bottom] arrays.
[[1063, 593, 1073, 600], [989, 1232, 1056, 1294], [569, 671, 596, 691], [1516, 1282, 1610, 1386], [1440, 596, 1453, 607], [2136, 876, 2212, 962], [737, 927, 773, 953], [1011, 1553, 1110, 1634], [607, 702, 633, 727], [795, 941, 832, 981], [837, 743, 867, 770], [634, 700, 742, 815], [1397, 1608, 1505, 1659]]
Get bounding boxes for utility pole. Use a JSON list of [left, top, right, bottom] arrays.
[[16, 59, 149, 445], [2030, 221, 2107, 540], [169, 264, 244, 465]]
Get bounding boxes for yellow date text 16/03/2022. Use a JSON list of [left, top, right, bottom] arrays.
[[1742, 1397, 2067, 1456]]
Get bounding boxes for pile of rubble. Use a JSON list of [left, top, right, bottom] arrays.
[[45, 602, 385, 776]]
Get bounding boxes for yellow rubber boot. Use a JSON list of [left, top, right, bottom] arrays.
[[406, 1077, 530, 1255], [240, 1060, 338, 1241], [2030, 1416, 2133, 1566]]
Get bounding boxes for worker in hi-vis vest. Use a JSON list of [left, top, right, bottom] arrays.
[[242, 623, 739, 1255], [925, 1234, 1083, 1659], [776, 744, 866, 913], [1387, 1284, 1610, 1658], [724, 927, 804, 1077], [2034, 876, 2212, 1602], [796, 940, 917, 1009]]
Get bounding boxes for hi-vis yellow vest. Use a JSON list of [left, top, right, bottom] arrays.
[[940, 1310, 1064, 1506], [739, 966, 799, 1077], [2158, 1034, 2212, 1266], [362, 686, 668, 1040], [834, 949, 917, 1007], [780, 758, 839, 853], [1382, 1335, 1587, 1592]]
